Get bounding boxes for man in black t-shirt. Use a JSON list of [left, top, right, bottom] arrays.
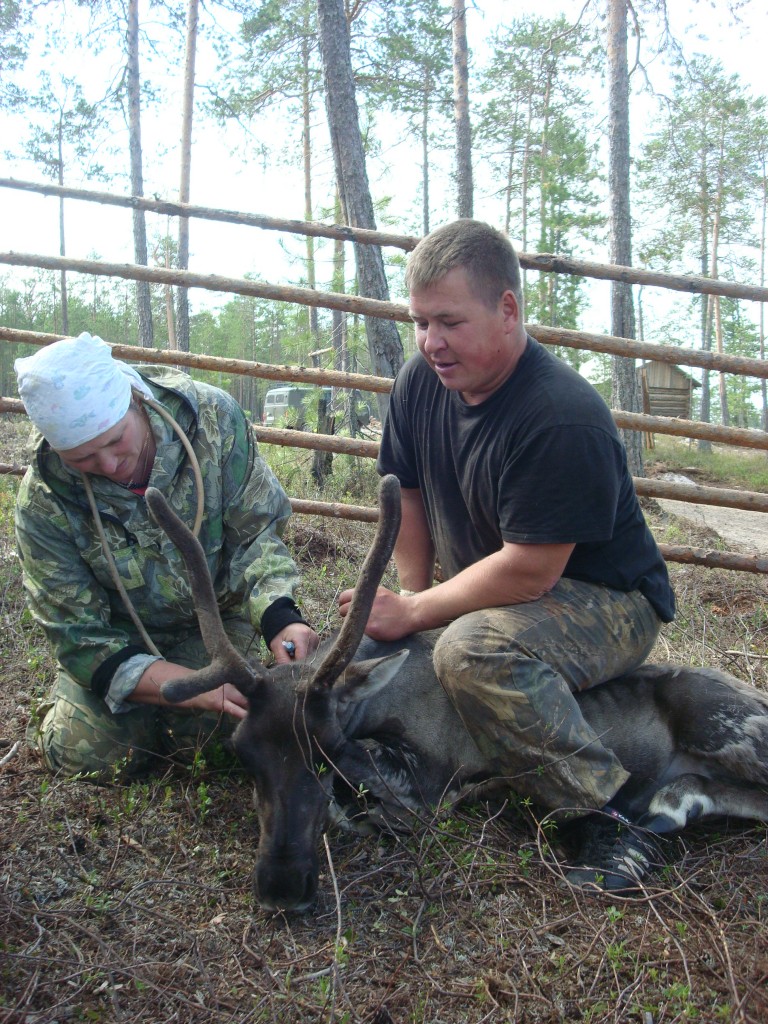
[[338, 219, 676, 893]]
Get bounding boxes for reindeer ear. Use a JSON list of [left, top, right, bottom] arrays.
[[333, 650, 410, 706]]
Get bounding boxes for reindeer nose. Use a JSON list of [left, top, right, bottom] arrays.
[[253, 863, 318, 913]]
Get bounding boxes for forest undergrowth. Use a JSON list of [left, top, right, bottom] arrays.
[[1, 417, 767, 1024]]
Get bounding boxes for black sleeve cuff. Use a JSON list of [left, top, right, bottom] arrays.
[[260, 596, 309, 649], [91, 645, 150, 698]]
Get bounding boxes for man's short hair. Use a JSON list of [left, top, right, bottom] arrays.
[[405, 219, 523, 309]]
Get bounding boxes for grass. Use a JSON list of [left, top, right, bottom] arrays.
[[645, 435, 768, 491]]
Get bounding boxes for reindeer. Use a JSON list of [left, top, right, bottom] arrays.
[[146, 477, 768, 912]]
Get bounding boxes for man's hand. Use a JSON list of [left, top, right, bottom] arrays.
[[338, 540, 576, 642], [269, 623, 320, 664], [131, 661, 250, 719], [338, 585, 418, 642], [176, 682, 249, 719]]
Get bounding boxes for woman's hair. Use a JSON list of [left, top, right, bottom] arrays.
[[405, 219, 523, 310]]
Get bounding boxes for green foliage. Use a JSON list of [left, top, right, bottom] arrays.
[[212, 0, 321, 134], [637, 56, 766, 427], [23, 73, 109, 183], [638, 57, 759, 279], [363, 0, 453, 234], [0, 1, 28, 102], [475, 16, 604, 331]]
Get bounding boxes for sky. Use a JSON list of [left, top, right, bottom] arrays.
[[1, 0, 766, 336]]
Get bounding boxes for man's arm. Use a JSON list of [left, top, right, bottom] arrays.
[[340, 537, 575, 642], [393, 487, 435, 592], [129, 660, 249, 719]]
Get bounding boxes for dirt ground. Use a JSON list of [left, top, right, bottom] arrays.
[[653, 472, 768, 557], [1, 415, 767, 1024]]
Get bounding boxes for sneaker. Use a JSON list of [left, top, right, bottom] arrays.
[[563, 808, 663, 894]]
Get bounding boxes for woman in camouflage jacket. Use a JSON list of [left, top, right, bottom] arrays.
[[15, 334, 318, 779]]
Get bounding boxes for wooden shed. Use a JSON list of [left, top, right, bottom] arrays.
[[637, 360, 700, 420]]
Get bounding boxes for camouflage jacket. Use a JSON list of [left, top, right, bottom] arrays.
[[15, 365, 302, 696]]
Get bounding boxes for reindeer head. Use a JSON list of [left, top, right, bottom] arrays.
[[146, 476, 404, 912]]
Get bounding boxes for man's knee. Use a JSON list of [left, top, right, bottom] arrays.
[[433, 608, 532, 694], [30, 678, 159, 780]]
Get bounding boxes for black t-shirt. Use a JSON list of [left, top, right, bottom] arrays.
[[378, 338, 675, 622]]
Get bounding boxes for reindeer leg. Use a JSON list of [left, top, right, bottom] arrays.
[[640, 773, 768, 833]]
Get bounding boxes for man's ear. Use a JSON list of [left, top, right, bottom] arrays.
[[500, 288, 522, 327]]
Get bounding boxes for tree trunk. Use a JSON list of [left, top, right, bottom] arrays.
[[175, 0, 198, 354], [127, 0, 154, 347], [452, 0, 473, 218], [312, 393, 334, 484], [537, 71, 552, 318], [711, 145, 729, 427], [421, 79, 430, 235], [759, 146, 767, 437], [715, 295, 730, 426], [697, 147, 713, 449], [164, 230, 177, 350], [606, 0, 643, 476], [302, 28, 319, 346], [316, 0, 403, 419], [520, 94, 534, 295], [332, 190, 346, 377], [56, 118, 68, 335]]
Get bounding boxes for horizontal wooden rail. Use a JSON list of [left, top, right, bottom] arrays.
[[252, 419, 768, 459], [290, 497, 379, 523], [0, 328, 395, 393], [0, 177, 419, 252], [656, 544, 768, 574], [531, 326, 768, 380], [611, 411, 768, 452], [633, 478, 768, 512], [4, 311, 768, 384], [254, 425, 380, 458], [1, 460, 760, 573], [3, 177, 767, 302], [0, 252, 407, 323], [3, 394, 767, 459], [3, 413, 768, 511]]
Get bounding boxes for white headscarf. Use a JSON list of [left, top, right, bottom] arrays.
[[14, 332, 153, 451]]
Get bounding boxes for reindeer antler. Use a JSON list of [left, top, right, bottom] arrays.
[[145, 487, 267, 701], [310, 474, 402, 690]]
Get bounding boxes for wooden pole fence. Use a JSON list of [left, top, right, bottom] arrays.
[[0, 177, 419, 252], [3, 338, 768, 575], [0, 330, 394, 394], [0, 252, 407, 324], [3, 410, 768, 512], [531, 325, 768, 380], [0, 460, 762, 574], [3, 390, 768, 456], [4, 304, 768, 383], [3, 176, 768, 302]]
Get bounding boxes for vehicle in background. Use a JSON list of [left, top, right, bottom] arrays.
[[261, 386, 331, 427], [261, 385, 371, 429]]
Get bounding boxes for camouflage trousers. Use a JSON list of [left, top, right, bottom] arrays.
[[29, 617, 260, 782], [433, 578, 662, 816]]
